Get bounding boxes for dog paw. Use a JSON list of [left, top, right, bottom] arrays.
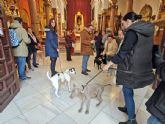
[[85, 110, 89, 114], [78, 109, 82, 113]]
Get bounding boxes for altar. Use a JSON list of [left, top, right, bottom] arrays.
[[72, 12, 84, 54], [73, 33, 81, 54]]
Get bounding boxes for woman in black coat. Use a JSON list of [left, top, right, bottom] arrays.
[[103, 12, 155, 124], [27, 27, 39, 69], [146, 62, 165, 124]]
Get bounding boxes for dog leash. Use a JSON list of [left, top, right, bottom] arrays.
[[58, 54, 63, 72], [108, 67, 154, 75], [82, 70, 103, 89]]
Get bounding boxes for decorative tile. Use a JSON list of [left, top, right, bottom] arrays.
[[4, 115, 29, 124], [47, 113, 76, 124], [0, 102, 21, 124], [89, 112, 118, 124], [23, 105, 57, 124], [65, 102, 100, 124]]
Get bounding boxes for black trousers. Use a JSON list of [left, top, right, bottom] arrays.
[[66, 47, 71, 61], [50, 57, 57, 76], [26, 52, 32, 69]]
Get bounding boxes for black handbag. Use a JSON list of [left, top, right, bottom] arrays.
[[152, 45, 163, 69]]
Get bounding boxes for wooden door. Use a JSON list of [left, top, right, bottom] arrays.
[[0, 5, 19, 112]]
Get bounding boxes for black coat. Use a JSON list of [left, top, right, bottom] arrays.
[[112, 21, 155, 89], [146, 81, 165, 123], [27, 33, 38, 53], [95, 35, 103, 50]]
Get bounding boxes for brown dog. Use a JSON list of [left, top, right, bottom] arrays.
[[70, 83, 111, 114]]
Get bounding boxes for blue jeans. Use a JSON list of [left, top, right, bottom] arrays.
[[32, 51, 37, 65], [16, 57, 27, 80], [82, 55, 90, 72], [122, 86, 135, 120], [147, 116, 161, 124]]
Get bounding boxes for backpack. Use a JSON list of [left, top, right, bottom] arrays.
[[9, 28, 22, 48]]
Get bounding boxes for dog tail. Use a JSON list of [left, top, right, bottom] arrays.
[[47, 71, 51, 80], [103, 84, 112, 87]]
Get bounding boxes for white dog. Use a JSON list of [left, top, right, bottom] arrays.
[[47, 68, 76, 97]]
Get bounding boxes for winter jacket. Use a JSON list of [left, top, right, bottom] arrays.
[[146, 81, 165, 124], [112, 21, 155, 89], [80, 28, 93, 55], [103, 39, 118, 57], [27, 33, 38, 53], [65, 35, 73, 48], [45, 28, 58, 58], [10, 20, 31, 57], [146, 62, 165, 124], [95, 35, 103, 52]]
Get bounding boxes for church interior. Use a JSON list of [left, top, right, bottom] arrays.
[[0, 0, 165, 124]]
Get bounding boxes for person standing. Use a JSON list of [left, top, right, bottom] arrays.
[[117, 29, 124, 52], [103, 12, 155, 124], [65, 31, 74, 61], [81, 25, 94, 75], [45, 18, 59, 77], [10, 17, 31, 80], [27, 27, 39, 69], [146, 62, 165, 124], [94, 31, 103, 58], [102, 34, 118, 62]]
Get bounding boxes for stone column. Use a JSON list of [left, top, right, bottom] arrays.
[[110, 0, 117, 32], [44, 0, 51, 25], [52, 8, 57, 31], [28, 0, 40, 38], [98, 14, 102, 32], [127, 0, 133, 12], [102, 10, 106, 31]]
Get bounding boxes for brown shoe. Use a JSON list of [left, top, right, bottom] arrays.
[[81, 71, 88, 75]]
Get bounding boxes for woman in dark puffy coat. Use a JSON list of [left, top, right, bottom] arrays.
[[146, 62, 165, 124], [103, 12, 155, 124], [45, 18, 59, 76]]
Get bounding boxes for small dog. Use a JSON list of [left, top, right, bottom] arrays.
[[70, 83, 111, 114], [47, 68, 76, 97], [94, 56, 104, 70]]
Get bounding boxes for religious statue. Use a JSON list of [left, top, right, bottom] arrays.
[[74, 12, 84, 33]]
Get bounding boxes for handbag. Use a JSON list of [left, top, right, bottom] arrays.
[[152, 45, 163, 69]]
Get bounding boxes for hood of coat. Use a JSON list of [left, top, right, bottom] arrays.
[[126, 21, 155, 37], [10, 20, 22, 29]]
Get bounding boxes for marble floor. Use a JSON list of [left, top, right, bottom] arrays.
[[0, 53, 154, 124]]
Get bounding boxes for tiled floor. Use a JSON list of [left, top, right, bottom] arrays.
[[0, 53, 153, 124]]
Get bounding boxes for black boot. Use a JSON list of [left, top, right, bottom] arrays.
[[119, 119, 137, 124], [118, 107, 128, 114]]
